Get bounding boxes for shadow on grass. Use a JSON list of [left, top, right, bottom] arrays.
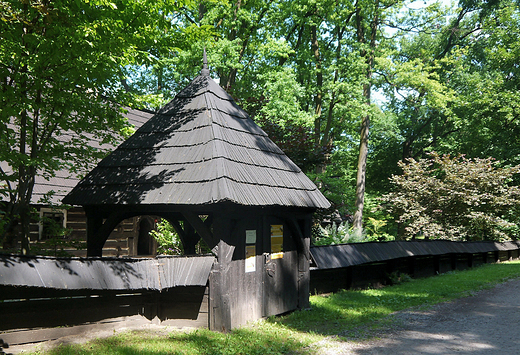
[[38, 327, 314, 355], [270, 289, 433, 338], [270, 261, 520, 338]]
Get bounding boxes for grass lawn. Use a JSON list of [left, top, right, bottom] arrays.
[[26, 260, 520, 355]]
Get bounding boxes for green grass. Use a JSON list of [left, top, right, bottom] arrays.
[[28, 261, 520, 355], [277, 260, 520, 337]]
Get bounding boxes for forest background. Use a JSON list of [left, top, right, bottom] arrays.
[[2, 0, 520, 253]]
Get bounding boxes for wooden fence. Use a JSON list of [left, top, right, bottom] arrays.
[[310, 240, 520, 293], [1, 240, 520, 348], [0, 254, 214, 347]]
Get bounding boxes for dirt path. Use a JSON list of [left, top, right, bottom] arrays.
[[321, 278, 520, 354]]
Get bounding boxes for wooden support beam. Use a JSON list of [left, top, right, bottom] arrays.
[[161, 215, 200, 256], [182, 222, 199, 255], [182, 212, 217, 249], [169, 219, 187, 242], [85, 209, 130, 257], [285, 217, 311, 260], [85, 211, 104, 257]]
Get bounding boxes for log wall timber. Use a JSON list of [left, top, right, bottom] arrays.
[[20, 207, 146, 258]]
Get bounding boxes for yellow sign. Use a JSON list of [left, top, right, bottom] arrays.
[[270, 225, 283, 258], [271, 252, 283, 259]]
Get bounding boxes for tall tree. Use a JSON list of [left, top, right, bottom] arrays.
[[351, 0, 399, 233], [0, 0, 194, 253], [372, 0, 520, 189]]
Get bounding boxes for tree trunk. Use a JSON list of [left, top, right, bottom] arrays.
[[353, 88, 370, 232], [353, 2, 379, 233], [311, 24, 324, 174]]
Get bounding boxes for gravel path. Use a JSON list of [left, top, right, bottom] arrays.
[[320, 278, 520, 354]]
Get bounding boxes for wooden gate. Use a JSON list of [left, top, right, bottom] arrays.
[[263, 218, 299, 316]]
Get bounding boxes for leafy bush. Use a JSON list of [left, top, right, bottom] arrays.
[[149, 219, 212, 255], [365, 217, 395, 242], [381, 152, 520, 241], [150, 219, 184, 255], [313, 222, 367, 245], [387, 271, 412, 285]]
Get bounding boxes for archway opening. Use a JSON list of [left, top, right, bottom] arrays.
[[137, 217, 155, 256]]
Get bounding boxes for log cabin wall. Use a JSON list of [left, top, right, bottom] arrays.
[[20, 207, 155, 258]]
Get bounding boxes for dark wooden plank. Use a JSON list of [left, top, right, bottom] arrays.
[[2, 315, 151, 346], [159, 286, 207, 320], [182, 212, 216, 249], [0, 291, 152, 330], [413, 256, 436, 278]]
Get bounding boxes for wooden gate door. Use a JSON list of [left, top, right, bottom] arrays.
[[263, 217, 299, 317]]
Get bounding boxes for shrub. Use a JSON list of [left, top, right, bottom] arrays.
[[313, 222, 367, 245], [150, 219, 184, 255], [381, 152, 520, 241]]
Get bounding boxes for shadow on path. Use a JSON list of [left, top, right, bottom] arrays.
[[342, 279, 520, 354]]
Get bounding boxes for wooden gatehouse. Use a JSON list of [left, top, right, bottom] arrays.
[[62, 54, 330, 331]]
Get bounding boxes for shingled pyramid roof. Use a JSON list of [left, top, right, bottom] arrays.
[[63, 61, 330, 209]]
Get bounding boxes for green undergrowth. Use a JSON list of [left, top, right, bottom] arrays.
[[28, 261, 520, 355]]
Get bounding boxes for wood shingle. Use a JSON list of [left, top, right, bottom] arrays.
[[63, 66, 330, 209]]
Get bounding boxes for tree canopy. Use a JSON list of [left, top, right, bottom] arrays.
[[0, 0, 197, 252], [2, 0, 520, 252]]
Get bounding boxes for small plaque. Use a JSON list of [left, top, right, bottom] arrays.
[[246, 230, 256, 244]]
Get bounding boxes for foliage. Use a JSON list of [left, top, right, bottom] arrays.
[[150, 219, 212, 256], [0, 0, 196, 253], [365, 217, 395, 242], [150, 219, 183, 256], [381, 152, 520, 241], [312, 215, 394, 245], [3, 0, 520, 247], [386, 271, 412, 285], [443, 3, 520, 166], [0, 209, 9, 245], [258, 118, 327, 174], [312, 222, 367, 246], [372, 0, 520, 189]]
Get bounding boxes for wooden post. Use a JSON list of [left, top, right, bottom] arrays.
[[85, 209, 129, 257], [85, 209, 104, 257], [297, 217, 311, 310], [434, 255, 440, 275], [451, 254, 457, 271], [208, 215, 234, 332], [183, 223, 199, 255]]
